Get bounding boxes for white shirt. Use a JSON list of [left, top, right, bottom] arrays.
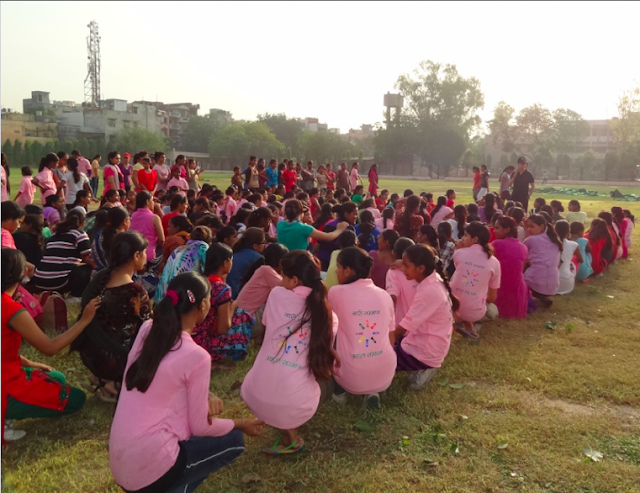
[[62, 171, 89, 204]]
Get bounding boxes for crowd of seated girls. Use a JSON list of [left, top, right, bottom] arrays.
[[2, 154, 636, 492]]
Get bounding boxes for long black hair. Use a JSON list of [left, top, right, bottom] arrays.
[[403, 244, 460, 312], [68, 157, 81, 183], [337, 247, 373, 284], [1, 248, 26, 293], [280, 250, 334, 380], [38, 153, 58, 172], [453, 204, 467, 239], [54, 209, 85, 235], [529, 214, 562, 252], [135, 190, 152, 210], [380, 228, 399, 250], [418, 224, 439, 250], [393, 237, 415, 259], [169, 215, 193, 235], [204, 242, 233, 276], [125, 271, 211, 393], [284, 199, 303, 221], [496, 216, 518, 239], [437, 221, 453, 250], [334, 201, 357, 223], [357, 210, 376, 250], [464, 221, 492, 258], [240, 242, 289, 291], [400, 195, 421, 238], [1, 201, 25, 220], [22, 213, 45, 249], [101, 207, 130, 258], [232, 227, 265, 253], [483, 193, 497, 224], [313, 203, 334, 228], [381, 207, 394, 230], [431, 195, 447, 218], [72, 190, 90, 209]]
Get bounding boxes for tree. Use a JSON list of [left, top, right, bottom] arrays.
[[488, 101, 519, 153], [23, 140, 33, 166], [2, 139, 14, 165], [552, 108, 590, 154], [373, 125, 418, 170], [208, 122, 283, 165], [30, 141, 44, 164], [182, 115, 222, 153], [257, 113, 305, 159], [603, 151, 618, 181], [13, 140, 23, 166], [299, 131, 353, 164], [111, 128, 169, 155], [574, 150, 598, 181], [609, 83, 640, 180]]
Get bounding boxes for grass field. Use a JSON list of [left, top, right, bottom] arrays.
[[2, 172, 640, 493]]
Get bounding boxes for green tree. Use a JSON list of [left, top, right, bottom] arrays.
[[574, 150, 598, 181], [603, 151, 619, 181], [30, 141, 44, 164], [552, 108, 590, 153], [257, 113, 305, 158], [609, 83, 640, 181], [2, 139, 14, 165], [182, 115, 222, 153], [208, 122, 283, 165], [13, 140, 23, 166], [373, 124, 418, 171], [299, 131, 352, 164], [488, 101, 519, 153], [111, 128, 169, 155], [23, 141, 33, 166]]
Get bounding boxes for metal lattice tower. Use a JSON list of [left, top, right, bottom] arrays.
[[84, 21, 101, 106]]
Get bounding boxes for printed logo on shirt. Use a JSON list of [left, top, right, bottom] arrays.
[[355, 319, 380, 349], [461, 268, 480, 288]]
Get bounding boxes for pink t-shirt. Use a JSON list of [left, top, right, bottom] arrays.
[[349, 168, 359, 190], [77, 156, 92, 176], [0, 165, 7, 202], [450, 244, 501, 323], [430, 206, 454, 228], [109, 320, 234, 491], [1, 227, 15, 248], [35, 168, 56, 204], [223, 196, 238, 223], [16, 176, 36, 208], [236, 265, 282, 317], [241, 286, 338, 429], [328, 279, 396, 395], [130, 207, 159, 260], [385, 267, 419, 323], [153, 164, 170, 190], [366, 207, 382, 220], [167, 177, 189, 196], [375, 217, 394, 231], [399, 272, 454, 368]]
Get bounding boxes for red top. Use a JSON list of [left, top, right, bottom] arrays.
[[2, 293, 71, 443], [161, 212, 179, 236], [375, 197, 386, 211], [327, 171, 336, 191], [137, 169, 158, 193], [282, 169, 297, 192], [473, 172, 481, 189], [446, 199, 455, 208]]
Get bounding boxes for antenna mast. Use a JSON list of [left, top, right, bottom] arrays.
[[84, 20, 101, 106]]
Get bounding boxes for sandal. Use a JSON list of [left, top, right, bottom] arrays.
[[454, 325, 480, 340], [261, 435, 305, 455]]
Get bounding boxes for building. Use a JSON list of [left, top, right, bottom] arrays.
[[209, 108, 233, 125], [164, 103, 200, 148], [1, 111, 58, 144]]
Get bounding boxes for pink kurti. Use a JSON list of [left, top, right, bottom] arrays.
[[16, 176, 36, 208], [236, 265, 282, 317], [523, 233, 560, 296], [129, 207, 159, 260], [450, 245, 501, 323], [35, 168, 56, 204], [492, 237, 529, 318], [385, 268, 418, 323], [109, 320, 234, 491], [328, 279, 396, 395], [241, 286, 338, 429], [399, 272, 453, 368]]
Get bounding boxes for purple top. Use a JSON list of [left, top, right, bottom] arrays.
[[523, 233, 560, 296], [118, 163, 132, 188]]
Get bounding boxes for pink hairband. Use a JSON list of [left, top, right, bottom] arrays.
[[166, 289, 196, 305]]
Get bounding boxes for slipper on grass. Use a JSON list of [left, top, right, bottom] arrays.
[[261, 435, 305, 455]]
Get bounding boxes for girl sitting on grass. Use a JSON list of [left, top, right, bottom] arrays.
[[386, 237, 418, 324], [109, 272, 263, 493], [241, 250, 337, 455], [392, 244, 458, 391], [584, 217, 612, 276], [523, 214, 562, 308], [450, 222, 501, 339], [570, 221, 593, 281], [329, 247, 396, 409], [369, 229, 399, 289], [555, 220, 583, 295]]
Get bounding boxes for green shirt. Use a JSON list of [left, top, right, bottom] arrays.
[[351, 194, 364, 205], [276, 220, 314, 251]]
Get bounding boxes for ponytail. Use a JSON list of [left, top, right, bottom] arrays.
[[382, 207, 394, 230], [280, 251, 334, 380], [529, 214, 562, 252], [126, 272, 211, 392], [39, 153, 58, 172], [453, 205, 467, 239], [434, 257, 461, 313], [337, 247, 374, 284], [358, 210, 376, 250], [68, 157, 81, 184], [401, 195, 421, 238], [54, 209, 85, 235], [465, 221, 492, 258], [483, 194, 496, 224]]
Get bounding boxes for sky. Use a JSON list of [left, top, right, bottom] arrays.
[[1, 1, 639, 134]]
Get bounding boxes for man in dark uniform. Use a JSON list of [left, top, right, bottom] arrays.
[[509, 157, 535, 212]]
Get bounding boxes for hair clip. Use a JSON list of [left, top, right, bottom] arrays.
[[186, 289, 195, 303]]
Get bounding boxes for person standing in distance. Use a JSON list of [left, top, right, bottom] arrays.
[[509, 157, 535, 212]]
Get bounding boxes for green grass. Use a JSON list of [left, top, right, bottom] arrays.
[[2, 172, 640, 493]]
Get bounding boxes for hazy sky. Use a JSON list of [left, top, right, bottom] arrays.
[[1, 1, 639, 133]]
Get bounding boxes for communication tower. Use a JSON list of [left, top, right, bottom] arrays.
[[84, 21, 101, 106]]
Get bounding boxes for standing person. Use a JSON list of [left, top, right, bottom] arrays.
[[523, 214, 562, 307], [129, 191, 165, 261], [555, 220, 582, 295], [90, 155, 101, 197], [174, 155, 188, 179], [186, 159, 201, 193], [326, 163, 336, 191], [301, 161, 315, 192], [153, 151, 170, 192], [471, 166, 481, 201], [167, 166, 189, 197], [542, 169, 549, 185], [33, 153, 60, 205], [445, 189, 456, 209], [14, 167, 36, 208], [245, 156, 259, 191], [136, 156, 157, 194], [103, 151, 125, 196], [71, 149, 92, 177], [450, 222, 501, 339], [241, 250, 337, 455], [329, 247, 396, 409], [266, 159, 279, 189], [337, 162, 350, 192], [509, 157, 535, 212], [1, 152, 10, 202], [367, 164, 379, 196], [118, 152, 133, 192], [2, 249, 101, 443], [391, 244, 458, 391], [316, 165, 328, 191], [53, 151, 69, 208], [109, 271, 263, 493], [499, 165, 514, 201], [63, 158, 92, 209], [231, 166, 244, 190], [492, 217, 529, 319], [349, 162, 362, 191], [282, 161, 297, 193], [477, 164, 490, 201]]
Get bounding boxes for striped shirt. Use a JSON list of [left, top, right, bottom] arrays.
[[33, 229, 91, 290]]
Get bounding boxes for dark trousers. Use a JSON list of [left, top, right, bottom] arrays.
[[90, 177, 99, 197], [67, 264, 93, 297]]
